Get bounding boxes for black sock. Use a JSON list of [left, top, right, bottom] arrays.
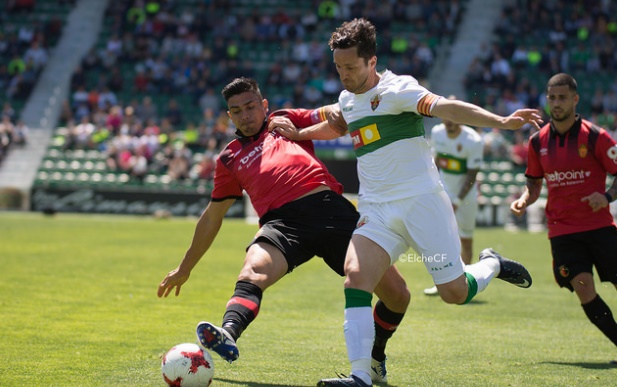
[[582, 295, 617, 347], [221, 281, 263, 341], [372, 300, 405, 361]]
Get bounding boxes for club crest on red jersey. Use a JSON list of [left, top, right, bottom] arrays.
[[578, 143, 588, 158], [370, 94, 382, 111]]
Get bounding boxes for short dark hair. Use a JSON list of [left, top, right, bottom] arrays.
[[328, 18, 376, 62], [546, 73, 577, 92], [221, 77, 263, 102]]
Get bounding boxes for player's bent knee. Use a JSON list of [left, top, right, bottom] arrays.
[[437, 283, 468, 304]]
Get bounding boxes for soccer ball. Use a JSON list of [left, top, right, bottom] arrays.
[[161, 343, 214, 387]]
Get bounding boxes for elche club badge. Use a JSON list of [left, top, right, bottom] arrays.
[[370, 94, 382, 111]]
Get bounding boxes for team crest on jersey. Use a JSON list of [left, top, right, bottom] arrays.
[[578, 143, 588, 158], [457, 143, 462, 152], [559, 265, 569, 278], [370, 94, 382, 111]]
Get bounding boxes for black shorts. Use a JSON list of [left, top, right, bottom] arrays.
[[248, 190, 359, 276], [550, 226, 617, 291]]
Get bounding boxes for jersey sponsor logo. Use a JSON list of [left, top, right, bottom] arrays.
[[238, 143, 264, 170], [545, 169, 588, 184], [370, 94, 382, 111], [540, 148, 548, 156], [351, 124, 381, 149], [578, 143, 588, 158], [436, 156, 461, 172], [342, 106, 353, 112]]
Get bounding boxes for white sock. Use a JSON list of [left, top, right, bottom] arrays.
[[464, 257, 499, 293], [344, 306, 373, 385]]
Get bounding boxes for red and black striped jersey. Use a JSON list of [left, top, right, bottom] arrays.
[[526, 115, 617, 237], [211, 108, 342, 218]]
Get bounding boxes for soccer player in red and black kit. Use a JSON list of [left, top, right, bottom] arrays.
[[511, 73, 617, 357], [158, 77, 409, 382]]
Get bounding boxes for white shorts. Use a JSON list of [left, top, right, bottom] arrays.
[[454, 195, 479, 239], [354, 190, 465, 285]]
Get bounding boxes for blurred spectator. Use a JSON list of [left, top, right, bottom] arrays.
[[98, 86, 118, 110], [23, 41, 47, 71], [164, 98, 183, 127], [510, 130, 529, 171], [190, 153, 215, 181], [136, 96, 158, 123], [129, 144, 149, 182], [167, 146, 191, 181], [198, 87, 221, 114], [64, 115, 95, 150], [12, 119, 29, 146], [483, 127, 511, 160]]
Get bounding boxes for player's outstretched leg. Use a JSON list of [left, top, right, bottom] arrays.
[[479, 248, 532, 288], [196, 321, 239, 363], [317, 374, 372, 387]]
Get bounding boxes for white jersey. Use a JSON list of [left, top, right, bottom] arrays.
[[339, 70, 443, 203], [430, 123, 483, 200]]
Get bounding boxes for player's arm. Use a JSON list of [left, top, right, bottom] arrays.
[[455, 134, 483, 206], [269, 103, 347, 140], [581, 130, 617, 211], [510, 178, 543, 216], [158, 199, 235, 297], [581, 176, 617, 212], [455, 168, 480, 207], [430, 98, 542, 131]]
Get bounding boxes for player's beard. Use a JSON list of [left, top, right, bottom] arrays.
[[550, 106, 574, 122], [345, 72, 371, 94]]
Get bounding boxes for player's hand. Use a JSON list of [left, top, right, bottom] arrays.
[[581, 192, 609, 212], [510, 198, 527, 216], [505, 109, 543, 130], [158, 268, 190, 298], [268, 116, 301, 140]]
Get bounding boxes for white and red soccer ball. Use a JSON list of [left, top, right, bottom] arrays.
[[161, 343, 214, 387]]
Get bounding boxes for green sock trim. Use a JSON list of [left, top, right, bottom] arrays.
[[463, 272, 478, 304], [345, 288, 372, 308]]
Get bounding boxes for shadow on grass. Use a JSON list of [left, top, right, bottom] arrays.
[[466, 299, 488, 305], [214, 378, 313, 387], [214, 378, 404, 387], [540, 361, 617, 370]]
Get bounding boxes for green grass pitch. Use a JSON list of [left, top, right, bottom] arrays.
[[0, 211, 616, 386]]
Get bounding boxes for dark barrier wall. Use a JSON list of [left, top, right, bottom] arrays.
[[30, 187, 245, 217]]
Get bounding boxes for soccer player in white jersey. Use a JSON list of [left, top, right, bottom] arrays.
[[270, 18, 541, 387], [424, 96, 484, 296]]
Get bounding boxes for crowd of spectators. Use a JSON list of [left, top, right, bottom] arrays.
[[1, 0, 69, 102], [0, 102, 29, 166], [54, 0, 464, 185]]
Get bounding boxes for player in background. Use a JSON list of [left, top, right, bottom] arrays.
[[271, 18, 539, 387], [157, 77, 409, 383], [424, 95, 484, 296], [511, 73, 617, 358]]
